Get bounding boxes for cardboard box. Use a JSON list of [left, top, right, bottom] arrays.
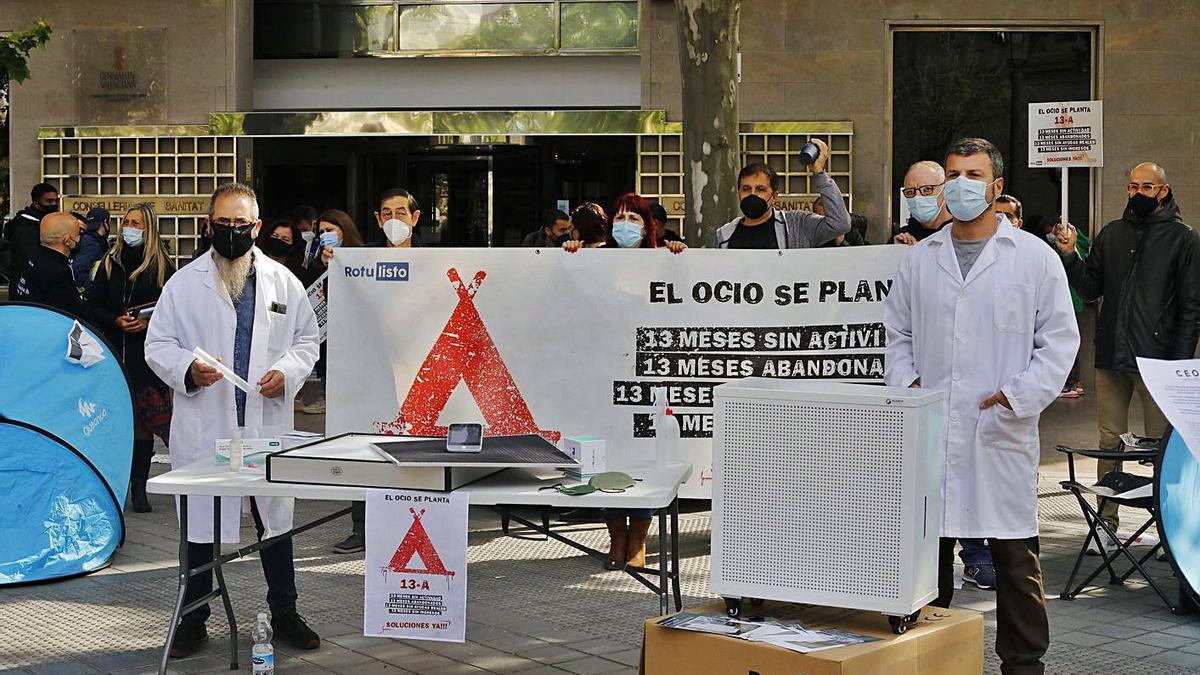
[[643, 602, 983, 675], [564, 435, 606, 476]]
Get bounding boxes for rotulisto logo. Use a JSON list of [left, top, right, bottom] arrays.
[[344, 262, 409, 281]]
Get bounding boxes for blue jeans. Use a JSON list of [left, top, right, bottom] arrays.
[[605, 508, 652, 520], [959, 538, 993, 567]]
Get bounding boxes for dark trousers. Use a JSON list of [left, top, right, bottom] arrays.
[[351, 500, 365, 535], [182, 497, 297, 624], [934, 537, 1049, 675]]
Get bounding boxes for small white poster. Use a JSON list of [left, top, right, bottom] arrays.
[[1027, 100, 1103, 168], [306, 271, 329, 344], [1136, 357, 1200, 464], [364, 488, 468, 642]]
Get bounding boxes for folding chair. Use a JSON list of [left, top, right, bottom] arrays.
[[1055, 436, 1183, 613]]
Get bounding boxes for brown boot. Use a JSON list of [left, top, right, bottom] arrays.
[[626, 518, 652, 568], [604, 517, 628, 570]]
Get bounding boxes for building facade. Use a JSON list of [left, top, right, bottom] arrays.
[[4, 0, 1197, 260]]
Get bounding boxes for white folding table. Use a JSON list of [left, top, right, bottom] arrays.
[[147, 462, 691, 673]]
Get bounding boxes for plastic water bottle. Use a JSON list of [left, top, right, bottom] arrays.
[[652, 386, 680, 465], [251, 612, 274, 674]]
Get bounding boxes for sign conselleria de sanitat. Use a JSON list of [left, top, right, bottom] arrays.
[[327, 247, 906, 499]]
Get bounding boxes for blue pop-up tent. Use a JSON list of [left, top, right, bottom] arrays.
[[0, 303, 133, 584]]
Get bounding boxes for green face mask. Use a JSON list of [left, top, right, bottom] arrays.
[[540, 471, 638, 496]]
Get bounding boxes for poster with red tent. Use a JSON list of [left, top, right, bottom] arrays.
[[364, 489, 469, 642]]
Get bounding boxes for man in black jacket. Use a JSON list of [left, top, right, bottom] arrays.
[[1055, 162, 1200, 546], [14, 211, 109, 329], [3, 182, 59, 295]]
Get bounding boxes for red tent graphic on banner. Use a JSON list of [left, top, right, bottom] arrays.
[[376, 268, 560, 441], [387, 508, 455, 577]]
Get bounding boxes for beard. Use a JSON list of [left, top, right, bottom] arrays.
[[213, 250, 253, 302]]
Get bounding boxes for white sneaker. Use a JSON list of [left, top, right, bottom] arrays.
[[1085, 526, 1119, 556], [300, 396, 326, 415]]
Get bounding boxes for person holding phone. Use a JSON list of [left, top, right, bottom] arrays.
[[87, 203, 177, 513]]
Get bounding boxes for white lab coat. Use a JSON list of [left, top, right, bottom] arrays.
[[884, 217, 1079, 539], [145, 249, 319, 543]]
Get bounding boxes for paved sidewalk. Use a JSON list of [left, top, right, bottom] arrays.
[[1, 397, 1196, 674]]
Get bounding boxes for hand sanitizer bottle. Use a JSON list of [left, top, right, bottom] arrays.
[[229, 427, 243, 472], [652, 387, 679, 465]]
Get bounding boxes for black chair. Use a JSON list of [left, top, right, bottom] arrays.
[[1055, 436, 1183, 613]]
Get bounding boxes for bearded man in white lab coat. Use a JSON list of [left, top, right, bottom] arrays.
[[884, 138, 1079, 675], [145, 182, 321, 658]]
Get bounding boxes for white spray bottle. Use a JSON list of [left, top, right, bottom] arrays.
[[651, 386, 679, 466]]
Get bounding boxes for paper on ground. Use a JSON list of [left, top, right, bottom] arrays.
[[1134, 358, 1200, 464]]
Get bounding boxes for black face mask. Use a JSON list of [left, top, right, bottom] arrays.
[[1127, 192, 1161, 221], [740, 194, 770, 220], [210, 223, 256, 259], [263, 237, 293, 259], [554, 232, 572, 246]]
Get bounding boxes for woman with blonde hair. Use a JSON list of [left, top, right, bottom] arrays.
[[88, 203, 177, 513]]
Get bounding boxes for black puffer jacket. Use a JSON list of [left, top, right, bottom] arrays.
[[1062, 195, 1200, 371], [87, 246, 176, 386]]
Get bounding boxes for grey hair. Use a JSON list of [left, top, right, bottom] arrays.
[[945, 138, 1004, 181], [208, 182, 261, 219], [906, 160, 945, 183]]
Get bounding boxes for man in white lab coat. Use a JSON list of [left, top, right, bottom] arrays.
[[145, 182, 321, 658], [884, 138, 1079, 675]]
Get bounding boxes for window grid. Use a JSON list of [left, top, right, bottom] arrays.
[[41, 136, 237, 266], [638, 132, 854, 240]]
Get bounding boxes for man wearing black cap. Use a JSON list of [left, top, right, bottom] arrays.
[[71, 208, 112, 289], [3, 182, 59, 295]]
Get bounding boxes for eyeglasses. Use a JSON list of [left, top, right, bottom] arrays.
[[901, 183, 942, 199], [1126, 183, 1164, 195], [211, 218, 256, 229]]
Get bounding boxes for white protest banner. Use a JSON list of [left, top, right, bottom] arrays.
[[328, 247, 906, 499], [364, 488, 468, 642], [306, 271, 329, 344], [1136, 358, 1200, 464], [1027, 100, 1103, 168]]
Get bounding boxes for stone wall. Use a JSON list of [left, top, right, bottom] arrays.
[[644, 0, 1200, 242]]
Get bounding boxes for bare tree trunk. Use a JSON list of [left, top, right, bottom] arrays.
[[674, 0, 740, 247]]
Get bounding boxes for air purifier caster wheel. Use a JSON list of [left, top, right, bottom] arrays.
[[724, 597, 742, 617], [887, 611, 920, 634]]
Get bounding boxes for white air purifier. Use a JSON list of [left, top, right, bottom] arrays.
[[711, 378, 945, 633]]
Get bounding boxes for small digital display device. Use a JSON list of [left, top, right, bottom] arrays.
[[446, 423, 484, 453]]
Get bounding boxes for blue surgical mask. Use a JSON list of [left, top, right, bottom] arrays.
[[943, 175, 998, 222], [612, 220, 643, 248], [121, 227, 144, 247], [905, 194, 942, 225], [319, 231, 340, 249]]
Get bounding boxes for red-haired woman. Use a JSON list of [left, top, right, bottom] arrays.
[[563, 194, 686, 254], [562, 195, 683, 570]]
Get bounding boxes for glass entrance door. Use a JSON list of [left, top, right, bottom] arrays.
[[406, 156, 492, 247]]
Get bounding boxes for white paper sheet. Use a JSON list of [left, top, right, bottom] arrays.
[[1135, 357, 1200, 464], [192, 346, 257, 395]]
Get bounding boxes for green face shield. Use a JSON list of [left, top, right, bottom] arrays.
[[540, 471, 638, 496]]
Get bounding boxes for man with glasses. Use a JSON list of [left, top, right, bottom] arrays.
[[891, 161, 952, 245], [146, 183, 322, 657], [1054, 162, 1200, 552]]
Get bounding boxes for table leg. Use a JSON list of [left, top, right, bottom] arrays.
[[670, 499, 682, 611], [160, 496, 189, 675], [658, 510, 668, 616], [213, 497, 238, 670]]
